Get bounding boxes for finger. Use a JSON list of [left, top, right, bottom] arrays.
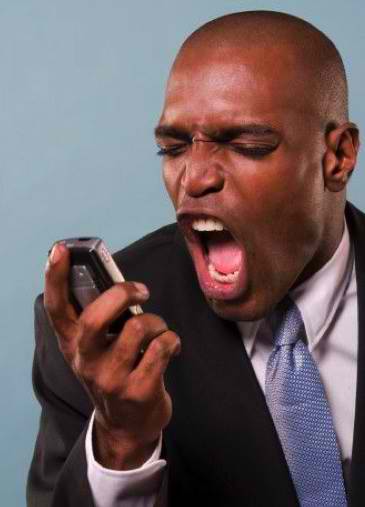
[[106, 313, 169, 372], [77, 282, 150, 358], [131, 330, 181, 390], [44, 242, 78, 340]]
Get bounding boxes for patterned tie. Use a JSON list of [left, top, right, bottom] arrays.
[[265, 295, 347, 506]]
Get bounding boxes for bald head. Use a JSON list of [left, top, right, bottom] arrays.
[[172, 11, 348, 127], [157, 10, 359, 321]]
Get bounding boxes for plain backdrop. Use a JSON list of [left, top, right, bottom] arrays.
[[2, 1, 364, 504]]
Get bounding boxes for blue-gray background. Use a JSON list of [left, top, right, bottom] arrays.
[[2, 1, 364, 504]]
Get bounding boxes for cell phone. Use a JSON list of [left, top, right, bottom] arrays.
[[54, 237, 143, 332]]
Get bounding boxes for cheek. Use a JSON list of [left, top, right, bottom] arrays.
[[228, 156, 324, 268], [229, 152, 323, 223]]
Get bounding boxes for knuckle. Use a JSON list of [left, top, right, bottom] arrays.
[[124, 382, 148, 404], [164, 329, 180, 343], [98, 377, 119, 397], [113, 282, 136, 303], [124, 316, 145, 337], [148, 313, 168, 332], [95, 369, 127, 397], [74, 358, 102, 391], [78, 313, 97, 339], [161, 330, 181, 349], [149, 337, 171, 360], [110, 282, 127, 299]]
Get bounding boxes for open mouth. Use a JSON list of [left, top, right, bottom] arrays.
[[178, 215, 248, 300], [199, 230, 241, 281]]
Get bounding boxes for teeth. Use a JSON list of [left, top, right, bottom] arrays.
[[192, 218, 227, 232], [208, 263, 239, 283]]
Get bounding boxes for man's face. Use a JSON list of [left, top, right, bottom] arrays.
[[156, 46, 329, 321]]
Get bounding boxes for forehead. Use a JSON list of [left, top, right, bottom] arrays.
[[159, 48, 317, 130]]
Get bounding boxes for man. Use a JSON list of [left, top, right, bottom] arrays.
[[27, 10, 362, 507]]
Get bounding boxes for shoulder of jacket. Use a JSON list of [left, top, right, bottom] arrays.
[[112, 222, 178, 267]]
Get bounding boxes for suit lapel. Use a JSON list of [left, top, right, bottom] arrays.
[[346, 201, 365, 507], [157, 226, 298, 504]]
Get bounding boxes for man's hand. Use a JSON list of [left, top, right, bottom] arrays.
[[44, 242, 181, 470]]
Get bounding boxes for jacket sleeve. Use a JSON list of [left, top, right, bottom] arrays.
[[26, 294, 170, 507], [26, 294, 95, 506]]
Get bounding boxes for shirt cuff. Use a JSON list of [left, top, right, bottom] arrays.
[[86, 411, 167, 507]]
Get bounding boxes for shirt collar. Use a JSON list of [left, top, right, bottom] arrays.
[[237, 216, 353, 354], [290, 216, 353, 350]]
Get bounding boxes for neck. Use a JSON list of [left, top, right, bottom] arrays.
[[291, 216, 345, 291]]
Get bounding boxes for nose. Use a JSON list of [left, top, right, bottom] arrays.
[[181, 141, 225, 197]]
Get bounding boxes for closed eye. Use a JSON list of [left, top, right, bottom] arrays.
[[156, 142, 277, 159], [228, 144, 277, 159], [156, 144, 188, 157]]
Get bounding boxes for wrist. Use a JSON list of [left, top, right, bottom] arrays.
[[93, 420, 159, 471]]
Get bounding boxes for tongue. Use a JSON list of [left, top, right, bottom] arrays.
[[206, 232, 242, 275]]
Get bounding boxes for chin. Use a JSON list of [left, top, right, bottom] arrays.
[[206, 292, 269, 322]]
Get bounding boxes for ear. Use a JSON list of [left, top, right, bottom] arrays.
[[323, 122, 360, 192]]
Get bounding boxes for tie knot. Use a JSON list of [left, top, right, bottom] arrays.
[[270, 295, 305, 347]]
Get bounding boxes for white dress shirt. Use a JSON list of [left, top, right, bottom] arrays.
[[86, 411, 166, 507], [86, 216, 357, 506]]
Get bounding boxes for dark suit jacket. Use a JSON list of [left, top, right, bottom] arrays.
[[27, 200, 365, 506]]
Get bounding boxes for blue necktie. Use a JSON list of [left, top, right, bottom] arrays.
[[265, 295, 347, 506]]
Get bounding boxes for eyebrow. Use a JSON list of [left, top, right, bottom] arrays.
[[154, 125, 192, 142], [154, 124, 280, 142]]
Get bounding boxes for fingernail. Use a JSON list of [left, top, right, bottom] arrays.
[[133, 282, 149, 297], [49, 243, 62, 264]]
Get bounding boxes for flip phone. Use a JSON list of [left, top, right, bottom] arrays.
[[54, 237, 143, 331]]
